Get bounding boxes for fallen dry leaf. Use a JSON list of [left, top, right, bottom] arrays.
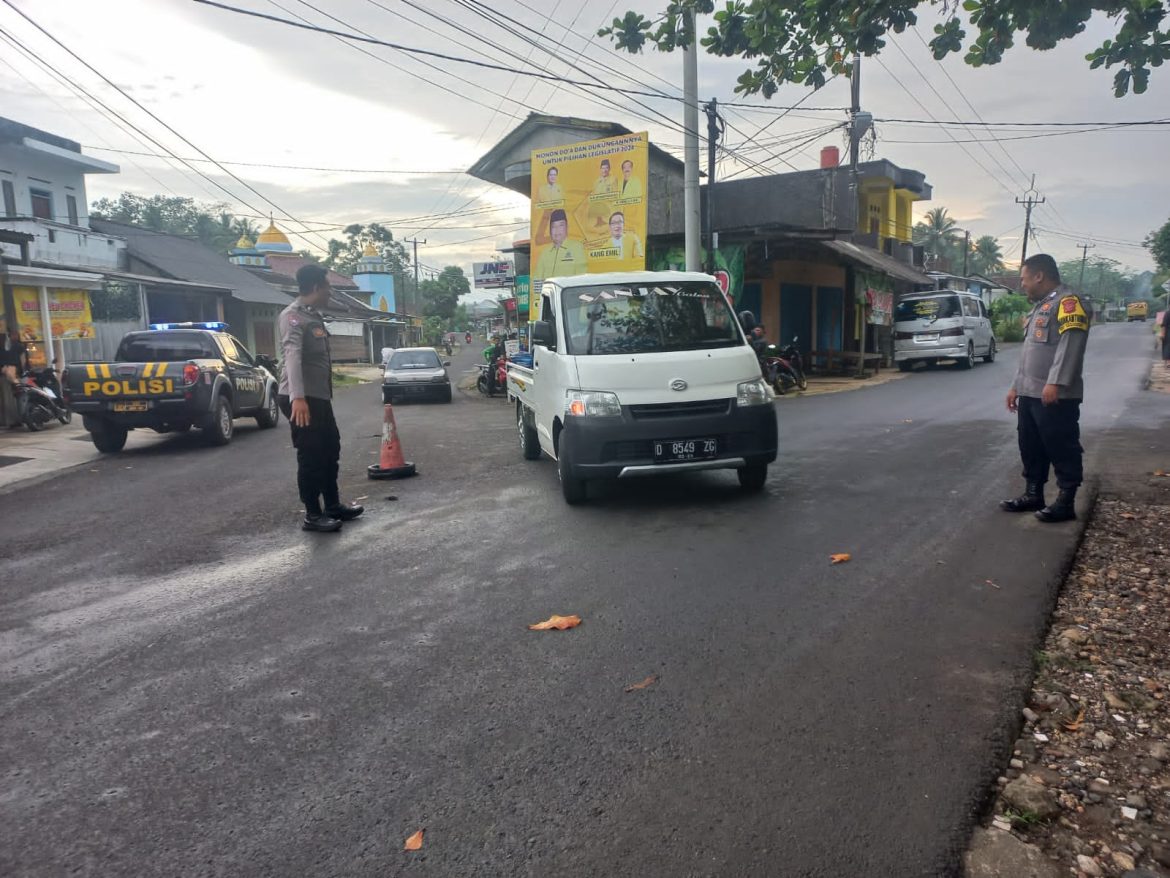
[[625, 675, 658, 692], [528, 614, 582, 631], [830, 553, 851, 565], [1120, 512, 1137, 520], [354, 495, 369, 501], [404, 829, 424, 851], [1062, 708, 1086, 732], [1154, 470, 1169, 477]]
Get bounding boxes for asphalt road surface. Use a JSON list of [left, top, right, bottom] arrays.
[[3, 324, 1168, 877]]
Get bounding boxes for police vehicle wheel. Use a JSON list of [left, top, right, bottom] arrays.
[[256, 391, 279, 429], [203, 395, 234, 446], [737, 463, 767, 492], [518, 404, 540, 460], [91, 426, 128, 453], [983, 338, 997, 363]]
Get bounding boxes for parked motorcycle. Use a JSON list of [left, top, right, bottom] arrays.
[[476, 357, 508, 397], [759, 337, 808, 395], [16, 368, 70, 430]]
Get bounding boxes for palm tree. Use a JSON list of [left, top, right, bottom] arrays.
[[969, 235, 1005, 276], [231, 217, 260, 240], [913, 206, 961, 267]]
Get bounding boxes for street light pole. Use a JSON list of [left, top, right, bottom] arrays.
[[682, 8, 701, 272]]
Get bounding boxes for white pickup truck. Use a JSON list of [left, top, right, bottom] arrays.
[[507, 270, 778, 504]]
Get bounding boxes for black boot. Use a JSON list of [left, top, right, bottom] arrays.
[[302, 512, 343, 532], [1036, 487, 1077, 523], [1001, 482, 1045, 512], [325, 503, 364, 521]]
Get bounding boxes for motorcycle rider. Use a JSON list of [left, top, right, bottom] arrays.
[[486, 333, 506, 395]]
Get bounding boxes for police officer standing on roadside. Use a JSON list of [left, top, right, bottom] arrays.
[[1001, 254, 1090, 523], [278, 264, 364, 532]]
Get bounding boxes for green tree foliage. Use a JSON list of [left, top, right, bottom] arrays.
[[90, 193, 245, 254], [1146, 216, 1170, 272], [969, 235, 1006, 276], [991, 292, 1029, 341], [913, 206, 962, 269], [452, 303, 470, 330], [600, 1, 1168, 97], [322, 223, 410, 277], [418, 266, 471, 322], [1058, 256, 1137, 304], [422, 315, 448, 345]]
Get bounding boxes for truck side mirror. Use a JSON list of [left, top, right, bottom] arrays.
[[531, 320, 556, 349]]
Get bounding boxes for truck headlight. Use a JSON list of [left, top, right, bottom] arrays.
[[566, 390, 621, 417], [384, 376, 398, 384], [736, 378, 770, 407]]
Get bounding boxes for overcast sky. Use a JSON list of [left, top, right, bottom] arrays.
[[1, 0, 1165, 291]]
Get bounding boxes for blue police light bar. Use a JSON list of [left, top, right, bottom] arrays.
[[148, 321, 229, 331]]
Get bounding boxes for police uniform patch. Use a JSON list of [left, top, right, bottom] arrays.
[[1034, 329, 1045, 340], [1057, 295, 1088, 334], [1040, 302, 1053, 313]]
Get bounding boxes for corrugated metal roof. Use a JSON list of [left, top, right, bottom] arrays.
[[91, 219, 293, 306], [820, 240, 933, 286]]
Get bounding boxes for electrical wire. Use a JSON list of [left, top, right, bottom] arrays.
[[2, 0, 334, 251]]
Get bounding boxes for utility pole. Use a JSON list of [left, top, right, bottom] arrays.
[[1015, 175, 1045, 266], [404, 237, 426, 344], [849, 55, 862, 232], [962, 229, 970, 276], [704, 97, 723, 273], [682, 8, 701, 271], [1077, 242, 1095, 289]]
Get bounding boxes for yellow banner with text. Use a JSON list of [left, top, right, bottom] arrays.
[[530, 132, 648, 292]]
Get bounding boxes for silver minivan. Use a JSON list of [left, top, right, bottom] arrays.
[[893, 291, 997, 371]]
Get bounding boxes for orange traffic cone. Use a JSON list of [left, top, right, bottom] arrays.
[[367, 403, 417, 479]]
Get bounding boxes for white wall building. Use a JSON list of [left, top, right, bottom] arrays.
[[0, 116, 124, 367]]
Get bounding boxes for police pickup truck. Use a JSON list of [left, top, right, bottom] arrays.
[[63, 322, 280, 453]]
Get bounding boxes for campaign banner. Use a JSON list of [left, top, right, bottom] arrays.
[[530, 132, 648, 290], [648, 244, 746, 308], [13, 287, 95, 342], [473, 261, 515, 289]]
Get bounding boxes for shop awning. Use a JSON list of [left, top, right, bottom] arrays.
[[820, 240, 933, 286]]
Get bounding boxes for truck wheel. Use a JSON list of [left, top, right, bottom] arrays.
[[255, 391, 280, 429], [898, 361, 913, 372], [558, 433, 587, 504], [203, 394, 234, 446], [737, 463, 768, 492], [91, 426, 128, 453], [518, 404, 540, 460]]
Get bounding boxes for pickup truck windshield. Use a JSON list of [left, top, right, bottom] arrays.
[[116, 332, 217, 361], [561, 281, 742, 355]]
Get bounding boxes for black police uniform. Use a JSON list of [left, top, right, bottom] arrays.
[[277, 301, 351, 527], [1002, 285, 1090, 521]]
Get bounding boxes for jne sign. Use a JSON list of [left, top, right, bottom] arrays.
[[473, 261, 515, 289]]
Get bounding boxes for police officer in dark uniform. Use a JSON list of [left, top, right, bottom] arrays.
[[1001, 254, 1090, 523], [278, 264, 364, 532]]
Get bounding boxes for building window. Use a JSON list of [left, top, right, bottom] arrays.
[[29, 188, 53, 221], [2, 180, 14, 216], [66, 194, 79, 226]]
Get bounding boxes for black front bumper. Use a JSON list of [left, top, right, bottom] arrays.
[[384, 381, 451, 400], [560, 399, 777, 480]]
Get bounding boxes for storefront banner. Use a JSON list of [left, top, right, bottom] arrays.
[[530, 132, 648, 290], [648, 244, 746, 308], [13, 287, 95, 341], [473, 261, 515, 289], [514, 275, 534, 317], [866, 288, 894, 325]]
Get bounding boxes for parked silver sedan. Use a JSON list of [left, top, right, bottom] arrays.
[[382, 347, 452, 404]]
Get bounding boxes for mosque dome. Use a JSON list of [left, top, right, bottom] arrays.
[[362, 242, 379, 257], [235, 235, 255, 250], [256, 221, 293, 252]]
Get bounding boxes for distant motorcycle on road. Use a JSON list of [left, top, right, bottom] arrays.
[[476, 357, 507, 398]]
